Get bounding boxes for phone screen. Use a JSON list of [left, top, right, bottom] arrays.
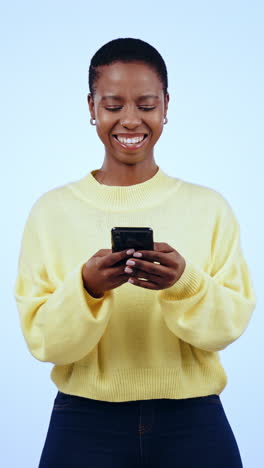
[[111, 227, 154, 253], [111, 227, 154, 265]]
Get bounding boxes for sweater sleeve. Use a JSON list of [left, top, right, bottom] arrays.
[[158, 197, 256, 352], [14, 202, 113, 366]]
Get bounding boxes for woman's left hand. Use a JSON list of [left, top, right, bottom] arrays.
[[124, 242, 186, 290]]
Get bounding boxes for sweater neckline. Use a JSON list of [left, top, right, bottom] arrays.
[[67, 166, 182, 211]]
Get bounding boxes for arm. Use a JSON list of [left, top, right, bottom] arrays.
[[158, 201, 256, 352], [14, 205, 113, 366]]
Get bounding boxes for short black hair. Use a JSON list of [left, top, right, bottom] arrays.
[[88, 38, 168, 98]]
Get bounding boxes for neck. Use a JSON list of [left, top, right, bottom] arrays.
[[94, 157, 159, 186]]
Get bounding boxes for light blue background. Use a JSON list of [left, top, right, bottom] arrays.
[[1, 1, 263, 466]]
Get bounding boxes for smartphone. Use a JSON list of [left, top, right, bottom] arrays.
[[111, 227, 154, 265]]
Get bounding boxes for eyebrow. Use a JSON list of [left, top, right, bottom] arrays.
[[101, 94, 160, 101]]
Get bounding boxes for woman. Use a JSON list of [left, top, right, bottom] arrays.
[[14, 38, 256, 467]]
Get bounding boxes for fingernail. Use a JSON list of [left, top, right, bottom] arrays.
[[128, 278, 134, 284], [127, 249, 135, 255], [133, 252, 142, 257], [125, 266, 133, 273], [126, 260, 135, 266]]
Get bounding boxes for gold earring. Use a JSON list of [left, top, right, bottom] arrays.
[[164, 116, 168, 125], [90, 118, 96, 126]]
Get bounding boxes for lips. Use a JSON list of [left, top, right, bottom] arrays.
[[112, 133, 149, 151], [113, 133, 148, 140]]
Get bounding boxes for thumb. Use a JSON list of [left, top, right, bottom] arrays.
[[154, 242, 175, 253]]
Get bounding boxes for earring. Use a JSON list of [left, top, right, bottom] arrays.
[[90, 117, 96, 126], [164, 116, 168, 125]]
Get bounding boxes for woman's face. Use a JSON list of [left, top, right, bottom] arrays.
[[88, 61, 169, 166]]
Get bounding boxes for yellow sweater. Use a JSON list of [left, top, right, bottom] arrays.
[[14, 167, 256, 402]]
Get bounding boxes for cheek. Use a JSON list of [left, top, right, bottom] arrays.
[[96, 113, 114, 139], [96, 127, 112, 147], [150, 109, 164, 126], [97, 113, 112, 127], [150, 114, 164, 134]]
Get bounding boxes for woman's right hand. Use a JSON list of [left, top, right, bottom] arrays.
[[81, 248, 136, 298]]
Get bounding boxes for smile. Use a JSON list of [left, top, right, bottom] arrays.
[[112, 134, 148, 150]]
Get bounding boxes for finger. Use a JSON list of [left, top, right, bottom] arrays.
[[128, 277, 159, 290], [132, 250, 178, 267], [94, 249, 112, 257], [125, 260, 168, 278], [128, 268, 163, 285], [102, 248, 136, 268], [153, 242, 175, 253]]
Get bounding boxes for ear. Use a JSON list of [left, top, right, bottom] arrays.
[[87, 93, 95, 119], [164, 92, 170, 115]]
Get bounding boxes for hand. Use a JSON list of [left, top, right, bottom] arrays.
[[124, 242, 186, 290], [82, 248, 136, 298]]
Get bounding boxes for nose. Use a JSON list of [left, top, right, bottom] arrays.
[[120, 106, 142, 129]]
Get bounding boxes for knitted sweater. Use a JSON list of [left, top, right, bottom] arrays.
[[14, 166, 256, 402]]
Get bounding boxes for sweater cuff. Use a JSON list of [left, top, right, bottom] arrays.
[[76, 261, 106, 306], [159, 261, 204, 300]]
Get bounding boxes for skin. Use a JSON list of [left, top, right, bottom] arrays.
[[87, 61, 167, 186], [82, 61, 186, 297]]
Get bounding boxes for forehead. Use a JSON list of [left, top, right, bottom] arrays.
[[95, 61, 163, 95]]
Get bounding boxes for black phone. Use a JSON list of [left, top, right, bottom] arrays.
[[111, 227, 154, 265]]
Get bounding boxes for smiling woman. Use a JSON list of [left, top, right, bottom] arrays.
[[14, 37, 255, 468], [87, 39, 169, 185]]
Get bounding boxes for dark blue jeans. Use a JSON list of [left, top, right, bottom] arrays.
[[38, 391, 243, 467]]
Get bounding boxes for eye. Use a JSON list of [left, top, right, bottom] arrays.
[[105, 107, 122, 112], [105, 106, 156, 112], [139, 107, 156, 111]]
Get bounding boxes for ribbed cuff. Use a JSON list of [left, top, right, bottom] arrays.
[[159, 261, 204, 300], [77, 261, 106, 306]]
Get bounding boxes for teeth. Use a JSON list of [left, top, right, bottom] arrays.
[[116, 135, 145, 144]]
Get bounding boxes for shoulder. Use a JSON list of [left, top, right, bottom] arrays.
[[178, 178, 236, 220], [23, 182, 73, 228]]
